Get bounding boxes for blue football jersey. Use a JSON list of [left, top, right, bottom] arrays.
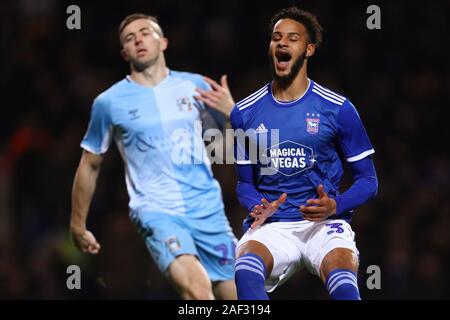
[[81, 70, 225, 222], [231, 79, 375, 223]]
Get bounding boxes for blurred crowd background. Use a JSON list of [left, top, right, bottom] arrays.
[[0, 0, 449, 299]]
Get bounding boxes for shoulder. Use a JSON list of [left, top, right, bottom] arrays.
[[89, 79, 133, 120], [169, 70, 209, 90], [310, 80, 348, 107], [92, 92, 112, 111], [230, 105, 243, 128], [93, 78, 131, 106], [235, 83, 270, 112], [231, 83, 270, 128]]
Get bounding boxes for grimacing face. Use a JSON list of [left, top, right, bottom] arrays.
[[120, 18, 168, 71], [269, 18, 314, 82]]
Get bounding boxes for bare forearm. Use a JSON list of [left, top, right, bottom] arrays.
[[70, 159, 101, 233]]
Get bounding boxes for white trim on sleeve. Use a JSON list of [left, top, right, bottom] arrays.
[[80, 143, 103, 155], [346, 149, 375, 162], [236, 160, 252, 165]]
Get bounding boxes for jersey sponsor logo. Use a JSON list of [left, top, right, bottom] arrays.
[[306, 113, 320, 134], [177, 97, 193, 112], [124, 132, 173, 153], [263, 140, 317, 176]]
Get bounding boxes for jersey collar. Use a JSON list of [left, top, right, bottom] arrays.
[[269, 78, 312, 107]]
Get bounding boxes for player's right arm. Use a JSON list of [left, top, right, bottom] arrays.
[[70, 150, 103, 254], [70, 95, 113, 254], [230, 107, 287, 228]]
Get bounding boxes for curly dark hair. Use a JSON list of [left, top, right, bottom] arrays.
[[270, 7, 323, 47]]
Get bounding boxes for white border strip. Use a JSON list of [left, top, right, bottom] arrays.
[[238, 91, 268, 110], [236, 160, 252, 165], [314, 82, 346, 100], [313, 85, 345, 102], [236, 84, 269, 107], [312, 89, 344, 105], [347, 149, 375, 162]]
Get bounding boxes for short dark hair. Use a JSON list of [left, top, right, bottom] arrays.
[[270, 7, 323, 47], [118, 13, 162, 42]]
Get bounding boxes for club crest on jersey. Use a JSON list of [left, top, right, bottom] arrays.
[[177, 97, 192, 112], [306, 114, 320, 134], [166, 236, 181, 253]]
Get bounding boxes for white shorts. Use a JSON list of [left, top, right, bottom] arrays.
[[236, 219, 359, 292]]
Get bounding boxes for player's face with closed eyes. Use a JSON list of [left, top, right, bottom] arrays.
[[121, 18, 167, 70], [269, 18, 310, 80]]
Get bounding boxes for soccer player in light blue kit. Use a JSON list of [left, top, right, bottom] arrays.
[[70, 14, 237, 300], [231, 7, 378, 299]]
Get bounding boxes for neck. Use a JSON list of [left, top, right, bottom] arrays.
[[272, 66, 309, 102], [129, 57, 169, 87]]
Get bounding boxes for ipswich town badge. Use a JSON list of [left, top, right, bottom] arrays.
[[306, 117, 320, 134]]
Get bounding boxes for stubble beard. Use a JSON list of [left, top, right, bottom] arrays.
[[269, 50, 307, 88], [131, 54, 159, 72]]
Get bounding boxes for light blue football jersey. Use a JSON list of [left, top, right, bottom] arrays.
[[81, 70, 225, 221]]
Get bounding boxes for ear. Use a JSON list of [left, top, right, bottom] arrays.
[[161, 37, 168, 51], [121, 48, 130, 62], [305, 43, 316, 58]]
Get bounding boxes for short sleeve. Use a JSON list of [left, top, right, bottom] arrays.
[[230, 107, 251, 165], [337, 100, 375, 162], [80, 96, 113, 155]]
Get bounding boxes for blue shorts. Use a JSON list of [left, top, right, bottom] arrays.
[[131, 210, 237, 282]]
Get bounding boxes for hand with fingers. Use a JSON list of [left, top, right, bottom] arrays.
[[250, 193, 287, 229], [71, 228, 101, 254], [195, 74, 235, 117], [300, 184, 337, 222]]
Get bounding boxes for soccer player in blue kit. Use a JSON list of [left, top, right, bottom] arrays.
[[231, 7, 378, 300], [70, 14, 237, 300]]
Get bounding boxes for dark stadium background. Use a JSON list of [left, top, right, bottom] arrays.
[[1, 0, 449, 299]]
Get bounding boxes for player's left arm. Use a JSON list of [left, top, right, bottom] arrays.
[[301, 99, 378, 221], [333, 156, 378, 215], [301, 157, 378, 221], [194, 75, 235, 118]]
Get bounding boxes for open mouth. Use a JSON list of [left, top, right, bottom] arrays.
[[275, 51, 292, 70], [276, 52, 292, 63]]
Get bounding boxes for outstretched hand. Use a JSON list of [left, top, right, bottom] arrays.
[[300, 184, 337, 222], [195, 75, 235, 118], [250, 193, 287, 229]]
